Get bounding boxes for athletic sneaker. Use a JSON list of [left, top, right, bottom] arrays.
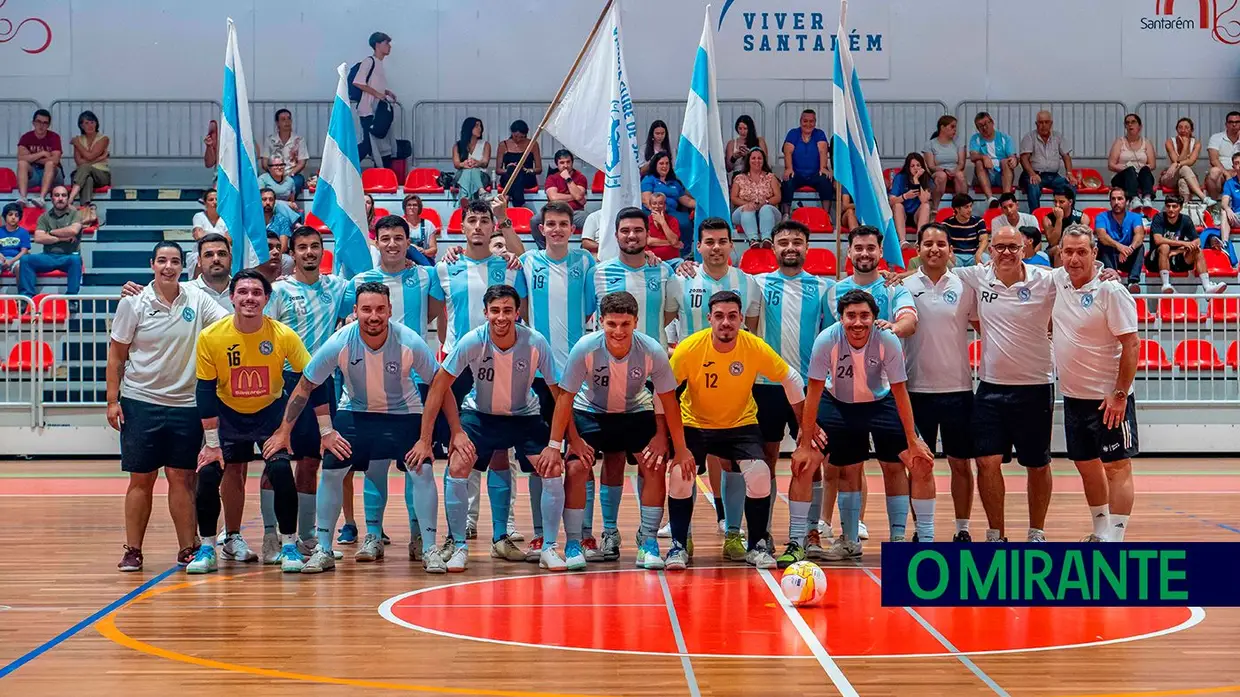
[[524, 536, 544, 563], [491, 534, 525, 561], [464, 523, 478, 540], [822, 537, 862, 561], [337, 523, 358, 545], [446, 544, 469, 572], [438, 538, 456, 562], [746, 540, 778, 569], [805, 530, 825, 560], [582, 536, 602, 562], [890, 534, 907, 542], [636, 538, 664, 570], [1027, 530, 1047, 543], [664, 543, 690, 571], [953, 530, 973, 543], [722, 531, 747, 561], [355, 534, 385, 562], [118, 546, 143, 572], [300, 549, 336, 574], [539, 543, 567, 571], [298, 538, 343, 560], [858, 521, 870, 540], [408, 536, 423, 561], [186, 545, 218, 574], [219, 533, 258, 563], [601, 530, 621, 561], [508, 527, 525, 543], [423, 550, 448, 574], [657, 522, 672, 539], [564, 540, 588, 571], [177, 545, 198, 567], [1081, 534, 1105, 542], [776, 541, 806, 569], [279, 543, 305, 573], [381, 532, 391, 545], [717, 519, 727, 534], [262, 533, 281, 565]]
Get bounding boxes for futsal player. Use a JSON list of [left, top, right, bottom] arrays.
[[188, 270, 329, 574], [667, 290, 805, 570], [1053, 225, 1140, 541], [792, 290, 935, 560], [417, 285, 562, 568], [107, 241, 231, 571]]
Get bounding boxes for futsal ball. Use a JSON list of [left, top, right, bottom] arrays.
[[780, 561, 827, 607]]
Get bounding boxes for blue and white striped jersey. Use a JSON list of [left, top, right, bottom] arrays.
[[444, 323, 556, 417], [677, 266, 762, 336], [434, 255, 527, 354], [823, 276, 918, 327], [520, 248, 596, 379], [266, 274, 350, 368], [587, 259, 681, 348], [304, 321, 439, 414], [560, 331, 677, 414], [808, 323, 907, 404], [754, 270, 833, 383], [341, 265, 443, 337]]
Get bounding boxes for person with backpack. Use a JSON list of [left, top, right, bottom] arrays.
[[351, 32, 396, 168]]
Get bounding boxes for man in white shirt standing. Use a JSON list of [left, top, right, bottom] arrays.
[[352, 31, 396, 168], [107, 242, 232, 572], [1052, 225, 1140, 542]]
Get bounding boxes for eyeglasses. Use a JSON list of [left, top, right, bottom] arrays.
[[1124, 120, 1139, 125], [990, 243, 1022, 254], [34, 120, 50, 126]]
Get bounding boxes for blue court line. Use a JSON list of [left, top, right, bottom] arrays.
[[1164, 506, 1240, 535], [0, 565, 178, 679]]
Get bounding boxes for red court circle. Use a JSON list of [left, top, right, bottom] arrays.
[[378, 567, 1203, 659]]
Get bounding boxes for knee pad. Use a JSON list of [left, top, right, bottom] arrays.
[[197, 462, 224, 489], [668, 473, 694, 499], [740, 459, 771, 499], [264, 459, 295, 487]]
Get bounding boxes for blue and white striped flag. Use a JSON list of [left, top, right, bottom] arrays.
[[310, 64, 373, 279], [217, 18, 269, 274], [677, 6, 731, 260], [831, 1, 903, 269]]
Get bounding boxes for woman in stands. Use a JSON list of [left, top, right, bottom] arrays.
[[730, 147, 781, 248], [1161, 117, 1212, 205], [452, 117, 490, 205], [364, 194, 377, 235], [1108, 113, 1158, 208], [923, 115, 967, 211], [888, 152, 933, 240], [401, 194, 439, 261], [69, 110, 110, 208], [189, 189, 229, 278], [640, 120, 674, 177], [726, 115, 768, 179], [495, 120, 542, 208], [641, 152, 696, 257]]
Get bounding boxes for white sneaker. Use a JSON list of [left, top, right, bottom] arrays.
[[1205, 281, 1227, 294], [261, 532, 280, 565], [564, 540, 588, 571], [491, 534, 525, 561], [423, 550, 448, 574], [507, 521, 524, 543], [539, 543, 567, 571], [186, 545, 218, 574], [1204, 196, 1218, 207], [857, 521, 870, 540], [600, 529, 621, 561], [717, 519, 727, 534], [219, 533, 258, 562], [823, 537, 863, 561], [1027, 529, 1047, 543], [278, 543, 305, 573], [657, 522, 672, 539], [300, 549, 336, 574], [1161, 283, 1175, 294], [355, 533, 385, 562], [745, 540, 777, 569], [446, 544, 469, 572]]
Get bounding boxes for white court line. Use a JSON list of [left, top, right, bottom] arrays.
[[657, 571, 702, 697], [757, 568, 859, 697]]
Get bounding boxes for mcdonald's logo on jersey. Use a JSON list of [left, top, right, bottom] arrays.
[[230, 366, 271, 398]]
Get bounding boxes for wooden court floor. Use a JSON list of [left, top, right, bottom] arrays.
[[3, 458, 1240, 697]]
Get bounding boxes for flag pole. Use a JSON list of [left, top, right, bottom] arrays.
[[834, 180, 843, 280], [499, 0, 615, 199]]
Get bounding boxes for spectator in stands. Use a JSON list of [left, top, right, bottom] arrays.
[[642, 151, 696, 256], [257, 156, 299, 207], [889, 152, 933, 238], [780, 109, 833, 214], [1019, 111, 1079, 210], [1220, 152, 1240, 241], [730, 147, 781, 247], [1020, 226, 1051, 267], [839, 191, 859, 231], [647, 192, 683, 261], [452, 117, 490, 204], [1145, 194, 1226, 294], [940, 193, 988, 267], [580, 209, 602, 256], [68, 110, 110, 208], [16, 109, 63, 208], [20, 186, 82, 297], [1094, 187, 1146, 292], [364, 193, 377, 236], [1107, 113, 1157, 207], [1042, 186, 1089, 264], [991, 192, 1039, 236], [353, 31, 397, 168], [203, 120, 219, 173], [261, 188, 295, 254], [256, 231, 286, 282], [189, 189, 229, 277], [1206, 111, 1240, 200], [402, 194, 438, 260], [262, 109, 307, 195], [495, 120, 541, 208], [1, 202, 31, 276], [968, 111, 1017, 207], [532, 149, 590, 245], [640, 120, 674, 177], [1161, 117, 1211, 205], [923, 115, 967, 211], [727, 114, 768, 179]]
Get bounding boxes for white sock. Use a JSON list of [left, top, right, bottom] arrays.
[[1201, 272, 1213, 289], [280, 532, 298, 546], [1110, 514, 1130, 542], [1160, 270, 1170, 286], [1089, 504, 1111, 538], [955, 519, 970, 533], [201, 535, 217, 549]]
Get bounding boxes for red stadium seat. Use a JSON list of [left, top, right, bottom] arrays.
[[1200, 210, 1216, 229], [5, 340, 53, 372], [29, 294, 68, 323], [361, 167, 398, 193], [591, 171, 605, 194], [1032, 207, 1054, 229], [1074, 168, 1107, 194], [1227, 341, 1239, 369], [20, 206, 41, 230], [0, 167, 16, 193], [1204, 249, 1235, 275], [403, 168, 444, 194], [373, 207, 390, 219], [1174, 339, 1224, 370], [319, 249, 334, 273], [448, 208, 463, 234], [883, 168, 900, 189], [1158, 297, 1203, 323], [739, 247, 777, 274], [902, 246, 918, 269], [1137, 339, 1171, 370], [0, 298, 21, 323], [305, 212, 330, 233], [1210, 297, 1240, 322], [420, 208, 443, 231], [968, 340, 982, 370], [791, 206, 832, 233], [507, 206, 534, 233], [803, 248, 837, 276], [982, 208, 1004, 229], [934, 208, 954, 223], [1082, 207, 1108, 226], [1134, 298, 1154, 323], [93, 185, 111, 196]]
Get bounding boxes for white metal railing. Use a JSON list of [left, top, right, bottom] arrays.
[[36, 296, 119, 425], [0, 294, 39, 426]]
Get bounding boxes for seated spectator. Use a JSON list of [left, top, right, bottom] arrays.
[[1, 202, 32, 276], [647, 193, 683, 261], [839, 191, 859, 231], [967, 111, 1017, 207], [262, 188, 295, 256], [889, 152, 933, 236], [531, 149, 590, 247], [640, 120, 674, 177], [401, 194, 438, 260], [1094, 187, 1146, 291], [495, 120, 542, 208], [452, 117, 490, 204], [580, 209, 602, 256], [16, 109, 63, 208], [923, 115, 967, 210], [190, 189, 230, 277], [203, 120, 219, 173], [780, 109, 833, 213], [364, 193, 377, 236], [1206, 111, 1240, 200], [1162, 117, 1212, 205], [991, 192, 1040, 235], [730, 147, 781, 247], [1201, 226, 1239, 270], [1108, 113, 1157, 207], [1042, 186, 1089, 263], [726, 114, 768, 178], [1019, 226, 1051, 267], [1144, 194, 1226, 294], [68, 110, 110, 207], [1019, 111, 1079, 210], [1221, 153, 1240, 240], [940, 193, 988, 267], [642, 152, 695, 257], [257, 156, 299, 206], [262, 109, 308, 195], [20, 186, 82, 297]]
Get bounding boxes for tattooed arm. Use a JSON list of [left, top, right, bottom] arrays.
[[260, 375, 333, 460]]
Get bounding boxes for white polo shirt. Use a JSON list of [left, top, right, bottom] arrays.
[[187, 276, 234, 312], [956, 263, 1057, 386], [903, 269, 977, 393], [1050, 266, 1138, 400], [1208, 130, 1240, 162], [110, 283, 232, 407]]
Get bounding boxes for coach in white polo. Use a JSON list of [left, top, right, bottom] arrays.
[[1052, 224, 1140, 543], [107, 241, 231, 573]]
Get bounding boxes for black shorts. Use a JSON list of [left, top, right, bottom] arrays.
[[323, 411, 423, 471], [910, 390, 974, 460], [283, 370, 336, 460], [219, 399, 288, 465], [119, 397, 202, 473], [573, 410, 659, 458], [461, 410, 549, 473], [684, 425, 767, 475], [532, 376, 556, 425], [1144, 247, 1194, 273], [972, 381, 1053, 468], [754, 384, 799, 443], [1063, 395, 1139, 463], [817, 393, 908, 466]]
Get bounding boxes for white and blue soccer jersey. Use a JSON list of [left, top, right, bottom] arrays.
[[341, 265, 443, 337], [677, 266, 762, 336], [808, 323, 908, 404], [520, 248, 596, 378], [587, 259, 681, 348], [435, 255, 527, 354], [304, 321, 439, 414], [560, 332, 678, 414], [823, 276, 918, 327], [266, 274, 350, 367], [755, 270, 834, 384], [444, 323, 556, 417]]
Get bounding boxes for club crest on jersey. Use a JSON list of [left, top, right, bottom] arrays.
[[647, 278, 661, 292], [729, 361, 744, 376], [1081, 293, 1094, 309], [569, 267, 582, 279], [1018, 288, 1032, 302], [490, 269, 505, 283], [629, 367, 643, 379], [259, 341, 274, 355], [943, 290, 958, 305], [404, 274, 419, 287], [182, 307, 196, 322], [515, 359, 528, 372], [385, 361, 399, 374]]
